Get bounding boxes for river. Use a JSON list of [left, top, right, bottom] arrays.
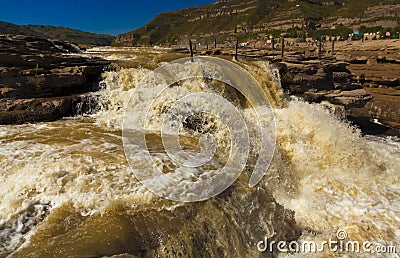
[[0, 47, 399, 257]]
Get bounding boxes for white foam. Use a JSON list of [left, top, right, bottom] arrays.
[[1, 48, 399, 255]]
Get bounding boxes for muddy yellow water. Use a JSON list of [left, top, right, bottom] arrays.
[[0, 48, 399, 258]]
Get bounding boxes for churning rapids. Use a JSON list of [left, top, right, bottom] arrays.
[[0, 47, 399, 258]]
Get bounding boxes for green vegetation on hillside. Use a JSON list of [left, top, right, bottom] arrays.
[[0, 21, 114, 46], [115, 0, 400, 46]]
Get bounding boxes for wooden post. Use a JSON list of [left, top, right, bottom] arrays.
[[235, 37, 239, 61], [189, 39, 194, 62], [214, 38, 217, 49], [318, 37, 322, 59], [271, 38, 274, 51], [206, 43, 209, 50], [331, 40, 335, 57], [281, 37, 285, 58]]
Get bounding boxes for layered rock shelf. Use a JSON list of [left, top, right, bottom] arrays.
[[189, 39, 400, 135], [1, 34, 399, 136], [0, 35, 110, 124]]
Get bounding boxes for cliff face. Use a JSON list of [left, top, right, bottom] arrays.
[[114, 0, 400, 46]]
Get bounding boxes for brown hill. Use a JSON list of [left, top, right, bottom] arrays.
[[114, 0, 400, 46], [0, 21, 114, 46]]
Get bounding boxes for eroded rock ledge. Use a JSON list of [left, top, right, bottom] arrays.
[[0, 35, 110, 124], [191, 40, 399, 135], [184, 47, 374, 112], [277, 59, 373, 110]]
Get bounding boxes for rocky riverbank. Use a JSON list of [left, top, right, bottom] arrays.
[[0, 35, 110, 124], [1, 35, 399, 136], [186, 39, 400, 136], [337, 40, 400, 132]]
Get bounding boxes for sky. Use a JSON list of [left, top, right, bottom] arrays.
[[0, 0, 215, 35]]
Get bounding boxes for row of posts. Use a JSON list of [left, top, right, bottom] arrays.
[[188, 36, 335, 61]]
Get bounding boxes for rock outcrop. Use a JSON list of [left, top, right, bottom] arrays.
[[278, 60, 373, 110], [335, 40, 400, 132], [0, 35, 110, 124], [192, 38, 400, 135], [277, 40, 400, 134]]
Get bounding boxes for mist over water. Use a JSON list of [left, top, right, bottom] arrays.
[[0, 48, 399, 257]]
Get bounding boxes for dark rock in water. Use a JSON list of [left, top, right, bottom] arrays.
[[0, 35, 110, 124], [0, 203, 51, 257], [183, 113, 217, 134], [347, 116, 400, 137]]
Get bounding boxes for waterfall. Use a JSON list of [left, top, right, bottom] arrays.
[[1, 48, 398, 257]]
